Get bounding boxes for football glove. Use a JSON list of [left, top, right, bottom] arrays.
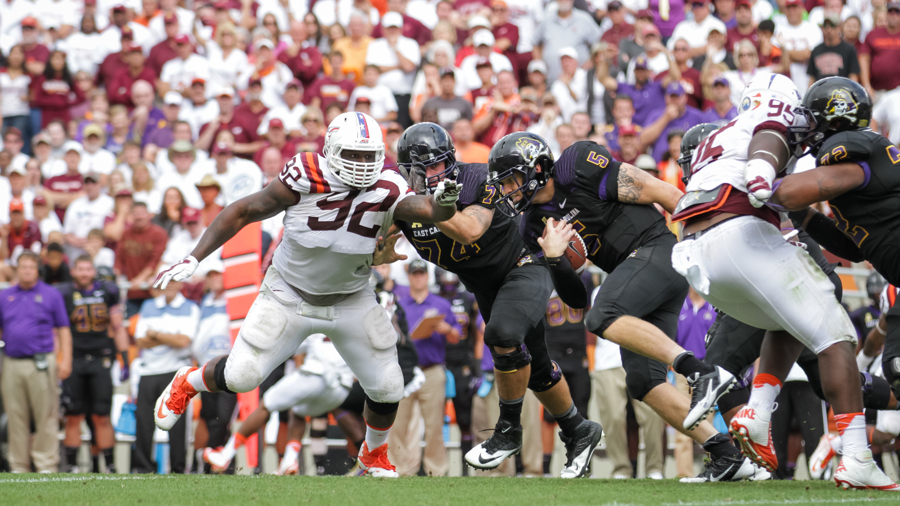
[[744, 159, 776, 208], [433, 180, 462, 206], [153, 256, 199, 289]]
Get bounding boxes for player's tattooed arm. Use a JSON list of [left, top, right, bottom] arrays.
[[771, 163, 867, 211], [616, 163, 683, 214], [394, 194, 457, 224], [189, 179, 295, 261], [435, 205, 494, 245]]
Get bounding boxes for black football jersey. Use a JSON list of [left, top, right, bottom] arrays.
[[815, 129, 900, 284], [396, 163, 527, 294], [58, 280, 120, 356], [520, 141, 673, 273]]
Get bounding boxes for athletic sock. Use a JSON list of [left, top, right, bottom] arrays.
[[499, 395, 524, 427], [702, 432, 741, 459], [746, 373, 782, 415], [91, 455, 100, 473], [835, 412, 867, 458], [364, 422, 391, 450], [543, 454, 552, 475], [672, 351, 716, 378], [284, 440, 301, 462], [102, 448, 115, 472], [554, 403, 585, 437], [186, 366, 211, 393], [219, 434, 242, 461], [65, 446, 79, 468]]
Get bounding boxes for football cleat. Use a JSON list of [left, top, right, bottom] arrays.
[[680, 454, 771, 483], [559, 420, 603, 479], [465, 419, 523, 470], [809, 433, 841, 480], [357, 442, 399, 477], [684, 366, 736, 430], [202, 447, 231, 473], [154, 366, 198, 431], [730, 406, 778, 472], [277, 455, 300, 476], [834, 451, 900, 491]]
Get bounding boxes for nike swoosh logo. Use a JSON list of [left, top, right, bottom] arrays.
[[156, 399, 167, 420], [500, 426, 510, 434], [478, 454, 497, 465], [558, 198, 567, 209], [711, 463, 735, 482]]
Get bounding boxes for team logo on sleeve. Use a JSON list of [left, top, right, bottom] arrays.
[[825, 89, 859, 123]]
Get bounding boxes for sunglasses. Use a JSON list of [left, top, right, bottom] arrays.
[[303, 118, 321, 123], [692, 3, 706, 7]]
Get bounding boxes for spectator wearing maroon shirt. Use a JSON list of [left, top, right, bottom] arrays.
[[373, 0, 433, 47], [197, 84, 266, 158], [860, 2, 900, 98], [21, 17, 50, 76], [490, 1, 519, 75], [306, 51, 356, 111], [726, 0, 758, 54], [95, 27, 134, 88], [1, 198, 42, 275], [44, 146, 85, 222], [31, 50, 85, 129], [107, 44, 157, 110], [115, 202, 168, 316], [600, 2, 635, 49], [278, 20, 323, 90], [253, 119, 296, 167], [146, 13, 180, 77], [656, 39, 703, 110]]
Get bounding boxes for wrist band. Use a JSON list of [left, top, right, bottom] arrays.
[[876, 320, 887, 336]]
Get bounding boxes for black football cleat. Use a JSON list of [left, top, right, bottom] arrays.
[[465, 419, 522, 470], [684, 366, 736, 430], [680, 453, 771, 483], [559, 420, 603, 478]]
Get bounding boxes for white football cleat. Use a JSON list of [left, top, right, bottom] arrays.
[[357, 442, 399, 478], [809, 433, 841, 480], [278, 455, 300, 476], [202, 447, 231, 473], [730, 406, 778, 472], [834, 451, 900, 491], [154, 366, 198, 431]]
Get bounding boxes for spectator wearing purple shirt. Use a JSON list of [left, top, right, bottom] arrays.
[[649, 0, 686, 39], [640, 81, 705, 160], [614, 56, 666, 127], [390, 259, 461, 477], [0, 251, 72, 473], [701, 77, 739, 127]]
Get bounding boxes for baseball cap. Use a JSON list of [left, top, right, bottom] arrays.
[[124, 42, 143, 53], [528, 60, 547, 74], [114, 185, 133, 197], [112, 4, 126, 11], [821, 13, 841, 26], [33, 133, 50, 146], [890, 2, 900, 11], [691, 0, 709, 4], [633, 55, 649, 70], [269, 118, 284, 130], [382, 11, 404, 28], [473, 29, 495, 47], [196, 174, 222, 190], [33, 195, 47, 206], [468, 15, 491, 30], [666, 81, 685, 95], [191, 77, 206, 86], [83, 123, 105, 138], [440, 68, 456, 79], [608, 1, 623, 9], [558, 47, 578, 60], [713, 76, 730, 87], [216, 84, 235, 97], [736, 0, 752, 8], [64, 142, 82, 155], [214, 1, 230, 9], [248, 76, 263, 87], [164, 12, 177, 24], [354, 96, 372, 104], [286, 78, 302, 90], [9, 198, 24, 213], [84, 0, 96, 5], [21, 16, 38, 27], [492, 0, 507, 8], [642, 24, 661, 37], [7, 164, 27, 177], [521, 91, 538, 103], [120, 26, 134, 41], [635, 154, 658, 171], [181, 207, 201, 224], [636, 8, 654, 19], [619, 124, 638, 137], [164, 91, 183, 105], [4, 127, 22, 139], [83, 171, 101, 183], [255, 38, 274, 51], [408, 259, 428, 274], [174, 34, 190, 45]]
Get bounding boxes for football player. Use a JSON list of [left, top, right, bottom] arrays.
[[488, 132, 765, 482], [151, 112, 460, 478], [389, 123, 603, 478], [670, 73, 898, 490]]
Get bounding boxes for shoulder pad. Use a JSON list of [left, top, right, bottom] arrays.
[[817, 132, 875, 166]]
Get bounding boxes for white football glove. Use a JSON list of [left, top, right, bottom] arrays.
[[433, 180, 462, 206], [744, 159, 776, 208], [153, 256, 199, 289]]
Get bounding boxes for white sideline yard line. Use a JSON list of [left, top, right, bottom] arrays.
[[660, 498, 900, 506], [0, 475, 218, 484]]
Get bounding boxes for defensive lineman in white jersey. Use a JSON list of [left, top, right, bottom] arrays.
[[670, 73, 899, 491], [151, 112, 461, 477]]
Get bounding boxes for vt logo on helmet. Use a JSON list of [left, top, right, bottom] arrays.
[[396, 123, 459, 194], [487, 132, 554, 216]]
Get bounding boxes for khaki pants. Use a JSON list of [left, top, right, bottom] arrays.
[[470, 381, 542, 476], [388, 365, 448, 476], [1, 354, 60, 473], [674, 372, 713, 477], [590, 367, 664, 478]]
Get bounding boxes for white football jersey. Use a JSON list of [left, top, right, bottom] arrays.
[[685, 96, 799, 194], [273, 152, 412, 296]]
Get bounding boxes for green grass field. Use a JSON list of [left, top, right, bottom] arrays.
[[3, 475, 899, 506]]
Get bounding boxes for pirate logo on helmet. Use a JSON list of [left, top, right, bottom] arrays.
[[516, 137, 543, 162], [825, 89, 858, 123]]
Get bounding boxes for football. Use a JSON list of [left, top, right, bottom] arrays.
[[543, 226, 588, 274]]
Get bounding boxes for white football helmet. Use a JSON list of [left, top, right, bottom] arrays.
[[738, 73, 802, 115], [324, 112, 385, 188]]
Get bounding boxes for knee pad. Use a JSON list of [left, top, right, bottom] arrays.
[[222, 356, 261, 394], [362, 362, 404, 403], [490, 344, 532, 373], [214, 358, 236, 394], [365, 397, 399, 416], [364, 304, 397, 350], [584, 305, 623, 337], [863, 372, 894, 411], [241, 298, 289, 352], [624, 370, 665, 402], [717, 386, 751, 414], [528, 360, 562, 393]]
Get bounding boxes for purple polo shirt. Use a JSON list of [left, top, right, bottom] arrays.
[[648, 105, 705, 160], [617, 81, 666, 127], [676, 297, 716, 360], [701, 105, 738, 128], [649, 0, 685, 37], [0, 281, 70, 358], [141, 107, 169, 148], [396, 286, 461, 368]]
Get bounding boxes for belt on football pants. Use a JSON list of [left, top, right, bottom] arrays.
[[682, 215, 742, 242]]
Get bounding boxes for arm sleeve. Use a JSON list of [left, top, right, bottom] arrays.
[[546, 255, 588, 309], [790, 209, 865, 262]]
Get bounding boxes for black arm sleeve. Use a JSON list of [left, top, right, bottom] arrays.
[[546, 255, 588, 309], [790, 208, 865, 262]]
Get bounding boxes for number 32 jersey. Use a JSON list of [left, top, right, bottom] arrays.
[[276, 152, 412, 296]]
